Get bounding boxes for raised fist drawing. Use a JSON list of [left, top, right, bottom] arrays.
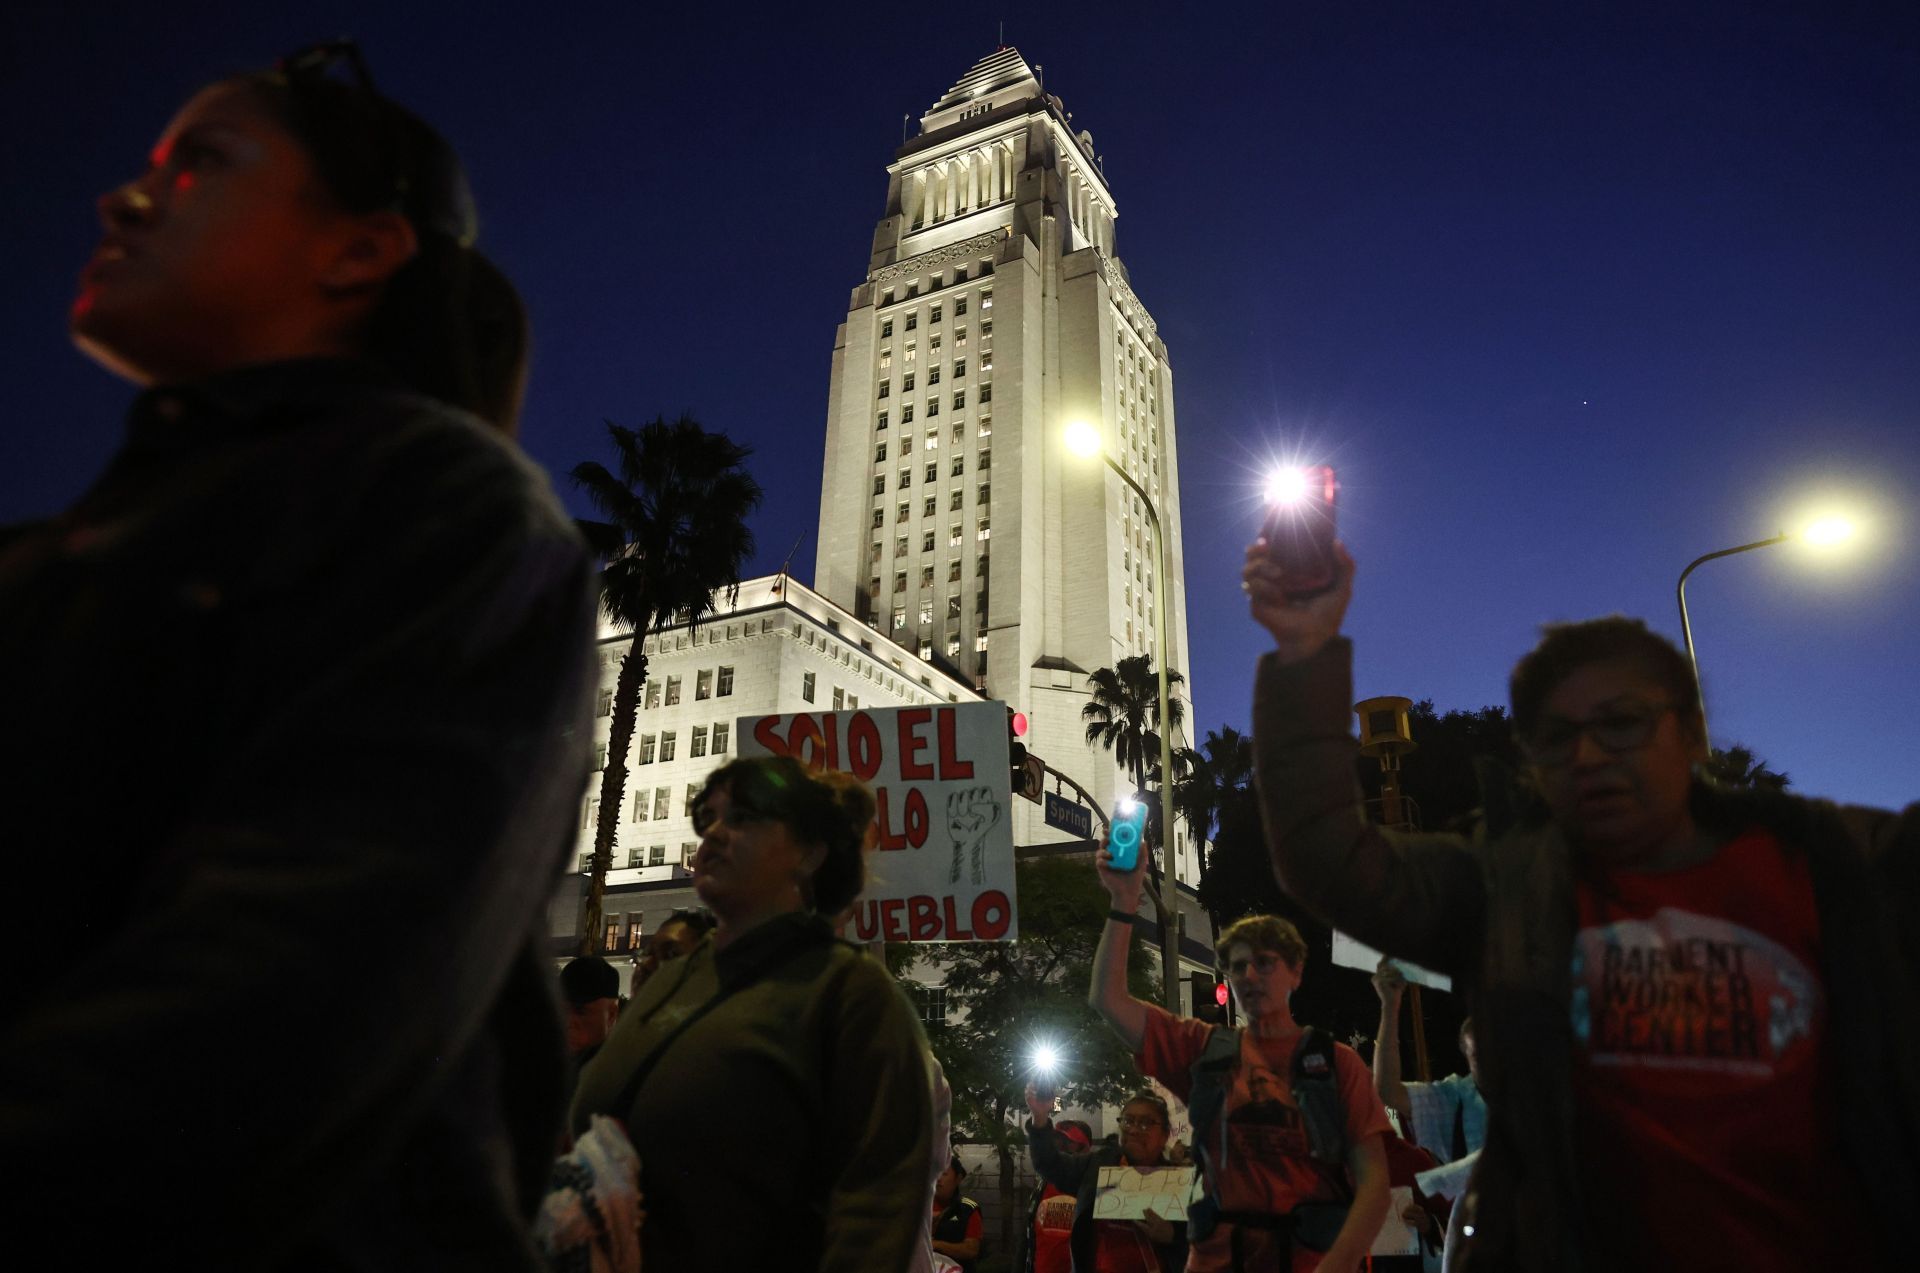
[[947, 786, 1002, 885]]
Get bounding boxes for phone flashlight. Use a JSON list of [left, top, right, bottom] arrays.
[[1260, 464, 1339, 598]]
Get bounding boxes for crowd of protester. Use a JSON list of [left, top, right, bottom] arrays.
[[5, 38, 1911, 1273]]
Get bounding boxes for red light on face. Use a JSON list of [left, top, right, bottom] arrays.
[[1011, 712, 1028, 737], [1215, 983, 1229, 1006]]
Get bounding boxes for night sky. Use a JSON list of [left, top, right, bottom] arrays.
[[5, 2, 1915, 810]]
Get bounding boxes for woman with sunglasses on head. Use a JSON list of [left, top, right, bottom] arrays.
[[571, 755, 933, 1272], [1090, 874, 1392, 1272], [0, 45, 598, 1268]]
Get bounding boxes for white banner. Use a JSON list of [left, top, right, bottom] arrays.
[[737, 701, 1017, 941], [1330, 931, 1453, 993]]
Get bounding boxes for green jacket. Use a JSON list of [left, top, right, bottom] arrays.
[[572, 911, 932, 1272], [1253, 640, 1920, 1271]]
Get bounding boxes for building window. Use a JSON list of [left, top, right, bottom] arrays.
[[650, 844, 668, 867], [978, 483, 991, 505], [604, 920, 621, 952], [920, 565, 935, 586], [875, 443, 887, 462], [948, 596, 961, 619], [897, 502, 910, 523], [871, 540, 883, 563], [696, 670, 712, 700], [955, 358, 967, 377], [892, 606, 907, 630], [927, 398, 939, 416], [947, 636, 961, 657], [951, 456, 964, 477], [931, 304, 942, 323], [978, 417, 992, 437], [878, 380, 890, 398], [833, 686, 845, 710], [894, 571, 907, 593], [593, 742, 607, 770], [977, 634, 990, 651], [645, 681, 661, 709], [978, 448, 991, 470], [903, 373, 915, 392], [977, 555, 990, 576], [869, 575, 881, 597], [717, 665, 733, 696], [633, 792, 649, 821], [712, 722, 730, 753], [948, 560, 962, 582], [872, 476, 885, 496], [923, 495, 938, 516], [877, 411, 888, 430], [949, 524, 963, 548], [902, 404, 914, 423], [926, 462, 938, 483], [950, 490, 964, 512], [803, 671, 816, 702], [664, 676, 681, 706], [680, 843, 698, 869], [659, 731, 676, 762], [980, 289, 992, 309], [627, 916, 645, 947], [979, 384, 992, 403], [871, 508, 885, 529], [627, 849, 643, 868], [922, 530, 936, 552], [596, 688, 613, 717], [926, 432, 939, 450], [896, 535, 909, 558], [653, 786, 670, 819], [929, 366, 941, 386], [879, 351, 892, 372], [898, 467, 910, 488], [691, 725, 708, 758], [956, 296, 968, 316], [638, 734, 656, 764], [906, 312, 917, 331], [953, 391, 965, 409]]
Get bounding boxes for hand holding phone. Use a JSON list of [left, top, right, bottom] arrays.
[[1261, 465, 1338, 598]]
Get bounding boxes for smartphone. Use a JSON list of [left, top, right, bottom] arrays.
[[1106, 801, 1147, 872], [1261, 465, 1339, 598], [1033, 1074, 1057, 1104]]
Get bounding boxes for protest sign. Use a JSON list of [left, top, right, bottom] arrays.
[[738, 701, 1017, 941], [1330, 930, 1453, 993], [1090, 1166, 1197, 1221], [1414, 1148, 1479, 1203], [1369, 1185, 1423, 1258]]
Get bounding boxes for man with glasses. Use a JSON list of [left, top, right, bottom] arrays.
[[1241, 540, 1918, 1272], [1024, 1088, 1187, 1272]]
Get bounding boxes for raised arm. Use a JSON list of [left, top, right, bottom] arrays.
[[1025, 1082, 1098, 1195], [1371, 959, 1415, 1135], [1088, 847, 1152, 1051], [1242, 542, 1487, 975]]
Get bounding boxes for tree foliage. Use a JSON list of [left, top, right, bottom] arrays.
[[899, 856, 1158, 1259], [1703, 743, 1790, 790], [570, 415, 763, 952]]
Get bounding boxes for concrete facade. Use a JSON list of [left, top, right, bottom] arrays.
[[814, 48, 1202, 890]]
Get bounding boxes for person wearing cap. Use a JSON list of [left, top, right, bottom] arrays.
[[1026, 1119, 1092, 1273], [1023, 1088, 1189, 1273], [931, 1155, 984, 1273], [560, 956, 622, 1068], [0, 42, 596, 1269]]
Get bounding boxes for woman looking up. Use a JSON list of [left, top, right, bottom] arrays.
[[0, 43, 598, 1268], [572, 756, 933, 1272], [1090, 853, 1391, 1272]]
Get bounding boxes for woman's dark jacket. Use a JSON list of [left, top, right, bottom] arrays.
[[0, 360, 599, 1268]]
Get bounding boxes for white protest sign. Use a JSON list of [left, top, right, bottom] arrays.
[[738, 701, 1017, 941], [1414, 1148, 1479, 1203], [1369, 1185, 1423, 1258], [1330, 931, 1453, 993], [1090, 1165, 1197, 1221]]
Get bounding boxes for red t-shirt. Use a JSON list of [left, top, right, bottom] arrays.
[[1031, 1183, 1076, 1273], [1569, 825, 1873, 1270], [1138, 1004, 1390, 1273]]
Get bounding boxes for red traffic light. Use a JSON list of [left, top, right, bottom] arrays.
[[1010, 711, 1028, 737], [1215, 983, 1230, 1007]]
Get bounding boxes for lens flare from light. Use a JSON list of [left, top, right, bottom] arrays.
[[1265, 467, 1310, 505], [1032, 1044, 1060, 1074], [1064, 420, 1102, 458], [1117, 797, 1138, 815]]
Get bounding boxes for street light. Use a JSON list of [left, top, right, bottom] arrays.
[[1066, 419, 1182, 1012], [1676, 515, 1862, 739]]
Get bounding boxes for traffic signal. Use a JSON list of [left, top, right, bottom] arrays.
[[1007, 706, 1029, 793]]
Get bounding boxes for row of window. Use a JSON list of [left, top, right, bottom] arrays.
[[633, 718, 732, 766], [633, 665, 734, 711], [875, 385, 992, 416], [874, 523, 993, 559], [875, 444, 989, 471], [871, 485, 992, 527]]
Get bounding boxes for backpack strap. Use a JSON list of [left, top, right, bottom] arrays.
[[1289, 1026, 1350, 1171]]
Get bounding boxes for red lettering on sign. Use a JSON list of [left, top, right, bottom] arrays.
[[850, 900, 879, 942], [785, 715, 823, 768], [971, 889, 1012, 940], [942, 895, 974, 941], [908, 894, 941, 940], [897, 707, 934, 779], [846, 712, 883, 781], [751, 716, 787, 756], [936, 707, 975, 779], [873, 786, 931, 850], [879, 898, 908, 943]]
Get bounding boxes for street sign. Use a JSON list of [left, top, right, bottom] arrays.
[[1044, 791, 1092, 838], [1019, 754, 1045, 803]]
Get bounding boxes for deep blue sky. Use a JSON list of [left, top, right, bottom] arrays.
[[5, 2, 1915, 809]]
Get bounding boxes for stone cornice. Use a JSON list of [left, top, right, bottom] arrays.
[[871, 228, 1011, 285]]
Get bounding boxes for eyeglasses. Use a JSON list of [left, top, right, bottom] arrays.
[[1523, 700, 1677, 766], [1117, 1116, 1165, 1131], [1222, 952, 1288, 978]]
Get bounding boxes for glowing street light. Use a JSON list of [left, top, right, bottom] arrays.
[[1676, 512, 1865, 739], [1063, 419, 1182, 1012]]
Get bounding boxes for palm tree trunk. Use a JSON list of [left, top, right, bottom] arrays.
[[1134, 757, 1179, 1011], [579, 640, 647, 956]]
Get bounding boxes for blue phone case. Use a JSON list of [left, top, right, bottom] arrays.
[[1106, 804, 1147, 871]]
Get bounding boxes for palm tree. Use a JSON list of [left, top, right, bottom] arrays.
[[1703, 743, 1790, 791], [1083, 654, 1186, 1005], [572, 415, 764, 955], [1172, 726, 1253, 901]]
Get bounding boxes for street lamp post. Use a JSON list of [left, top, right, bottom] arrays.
[[1067, 421, 1182, 1012], [1676, 533, 1788, 739]]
